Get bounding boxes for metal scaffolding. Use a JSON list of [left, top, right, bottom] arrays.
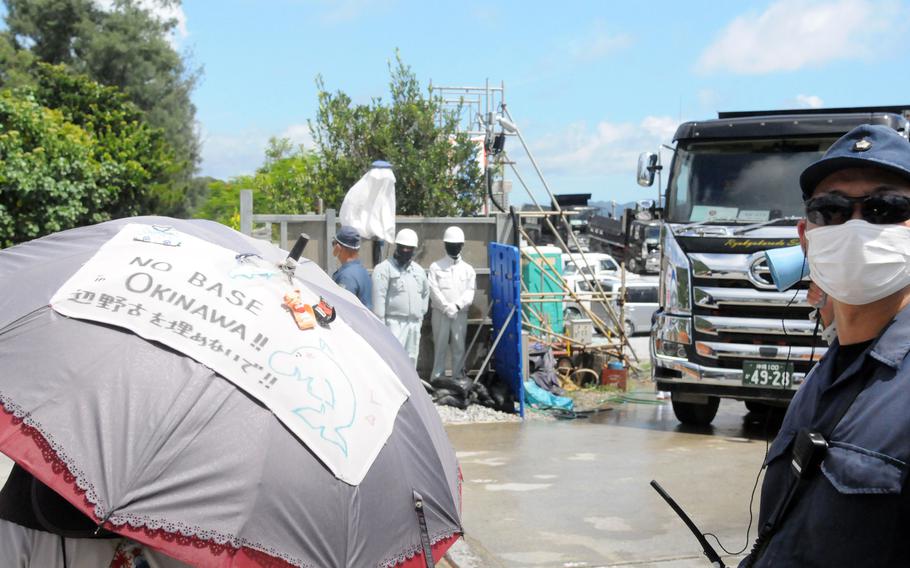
[[431, 80, 635, 373]]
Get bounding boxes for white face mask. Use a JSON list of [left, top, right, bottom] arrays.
[[806, 219, 910, 306]]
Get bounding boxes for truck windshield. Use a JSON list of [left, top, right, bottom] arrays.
[[646, 226, 660, 239], [666, 137, 836, 223]]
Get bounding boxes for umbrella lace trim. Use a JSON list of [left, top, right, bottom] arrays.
[[378, 528, 460, 568], [0, 395, 312, 568]]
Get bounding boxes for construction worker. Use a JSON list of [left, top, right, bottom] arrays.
[[428, 226, 476, 382], [331, 225, 372, 309], [372, 228, 430, 366]]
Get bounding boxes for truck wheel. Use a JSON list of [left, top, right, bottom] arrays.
[[628, 259, 639, 274], [671, 396, 720, 426], [624, 319, 635, 337]]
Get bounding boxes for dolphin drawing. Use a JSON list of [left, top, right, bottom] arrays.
[[269, 340, 357, 457]]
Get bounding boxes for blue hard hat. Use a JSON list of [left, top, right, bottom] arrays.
[[333, 225, 361, 250], [800, 124, 910, 199]]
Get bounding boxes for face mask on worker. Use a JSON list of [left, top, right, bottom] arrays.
[[394, 246, 414, 266], [445, 242, 463, 259], [806, 219, 910, 305]]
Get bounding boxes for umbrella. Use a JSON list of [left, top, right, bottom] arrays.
[[0, 217, 462, 567]]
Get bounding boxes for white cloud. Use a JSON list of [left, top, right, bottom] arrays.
[[199, 123, 316, 180], [697, 89, 721, 112], [794, 94, 824, 108], [280, 124, 315, 149], [199, 129, 269, 180], [94, 0, 189, 46], [696, 0, 901, 74], [528, 115, 677, 178], [567, 25, 632, 62]]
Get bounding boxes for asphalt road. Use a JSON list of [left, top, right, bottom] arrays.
[[446, 397, 777, 568]]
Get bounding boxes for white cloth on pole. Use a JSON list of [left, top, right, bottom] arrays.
[[339, 167, 396, 242]]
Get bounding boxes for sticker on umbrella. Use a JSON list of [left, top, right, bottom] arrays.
[[50, 223, 410, 485]]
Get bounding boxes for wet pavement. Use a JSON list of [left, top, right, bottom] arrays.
[[446, 396, 783, 567]]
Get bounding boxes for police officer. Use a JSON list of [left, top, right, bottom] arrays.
[[742, 124, 910, 567], [428, 226, 476, 382], [372, 228, 430, 366], [331, 225, 372, 309]]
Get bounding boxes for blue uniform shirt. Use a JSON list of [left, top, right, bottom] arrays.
[[332, 259, 372, 309], [744, 304, 910, 567]]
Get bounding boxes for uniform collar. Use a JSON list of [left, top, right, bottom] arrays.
[[339, 259, 361, 269], [392, 258, 413, 271], [868, 302, 910, 368]]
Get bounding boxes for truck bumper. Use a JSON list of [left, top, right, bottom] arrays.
[[651, 313, 811, 402]]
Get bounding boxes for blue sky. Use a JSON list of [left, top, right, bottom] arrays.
[[177, 0, 910, 205]]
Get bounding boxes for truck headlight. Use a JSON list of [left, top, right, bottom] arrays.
[[655, 338, 688, 358], [661, 228, 691, 315]]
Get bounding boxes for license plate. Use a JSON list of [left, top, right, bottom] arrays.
[[742, 360, 794, 389]]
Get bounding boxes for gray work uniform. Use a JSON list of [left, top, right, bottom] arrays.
[[372, 258, 429, 366], [428, 255, 476, 381], [742, 304, 910, 567]]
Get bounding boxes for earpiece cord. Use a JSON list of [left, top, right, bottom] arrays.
[[702, 252, 812, 559]]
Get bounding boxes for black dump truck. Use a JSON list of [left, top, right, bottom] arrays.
[[521, 193, 596, 250], [641, 105, 910, 425], [588, 202, 661, 274]]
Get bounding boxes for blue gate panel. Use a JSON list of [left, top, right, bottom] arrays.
[[489, 243, 524, 417]]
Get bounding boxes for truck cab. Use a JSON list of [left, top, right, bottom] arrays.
[[641, 107, 910, 425]]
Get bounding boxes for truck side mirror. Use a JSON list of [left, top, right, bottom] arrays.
[[637, 152, 659, 187]]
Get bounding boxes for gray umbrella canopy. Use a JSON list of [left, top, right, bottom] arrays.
[[0, 217, 461, 567]]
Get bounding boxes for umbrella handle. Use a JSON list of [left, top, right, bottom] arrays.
[[413, 491, 436, 568]]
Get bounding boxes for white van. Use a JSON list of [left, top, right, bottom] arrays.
[[588, 278, 659, 336], [561, 253, 621, 320]]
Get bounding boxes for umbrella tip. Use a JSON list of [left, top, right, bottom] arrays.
[[288, 233, 310, 262], [280, 233, 310, 282]]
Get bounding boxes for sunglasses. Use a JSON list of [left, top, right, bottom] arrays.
[[805, 192, 910, 226]]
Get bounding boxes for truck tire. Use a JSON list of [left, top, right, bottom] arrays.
[[624, 319, 635, 337], [671, 396, 720, 426]]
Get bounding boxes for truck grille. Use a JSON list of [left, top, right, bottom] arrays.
[[688, 252, 826, 375]]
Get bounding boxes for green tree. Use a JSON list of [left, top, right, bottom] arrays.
[[195, 138, 321, 229], [4, 0, 201, 213], [29, 62, 174, 217], [0, 34, 37, 89], [0, 64, 181, 247], [310, 53, 483, 216], [0, 90, 99, 246]]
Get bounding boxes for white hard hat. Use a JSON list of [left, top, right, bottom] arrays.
[[443, 226, 465, 244], [395, 228, 419, 247]]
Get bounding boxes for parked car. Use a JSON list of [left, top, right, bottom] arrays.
[[561, 253, 621, 320], [587, 278, 659, 336], [562, 252, 620, 280]]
